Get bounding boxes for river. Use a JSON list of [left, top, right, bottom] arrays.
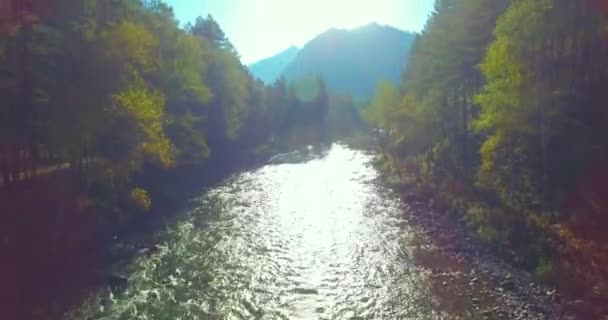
[[73, 144, 557, 320]]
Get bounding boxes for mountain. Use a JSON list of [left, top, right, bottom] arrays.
[[283, 23, 415, 99], [248, 46, 299, 84]]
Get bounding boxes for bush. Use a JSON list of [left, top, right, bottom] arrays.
[[466, 205, 501, 244], [535, 256, 554, 282], [129, 187, 152, 211]]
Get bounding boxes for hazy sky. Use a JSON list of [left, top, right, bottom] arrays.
[[165, 0, 435, 64]]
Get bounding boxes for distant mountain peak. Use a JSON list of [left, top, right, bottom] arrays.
[[284, 45, 299, 52], [282, 24, 415, 99], [248, 25, 415, 97], [360, 21, 381, 28]]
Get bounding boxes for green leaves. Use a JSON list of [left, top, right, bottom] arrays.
[[162, 33, 212, 105], [203, 42, 250, 142], [102, 21, 160, 76], [475, 37, 524, 133], [363, 80, 399, 131], [112, 85, 174, 168], [0, 0, 333, 217]]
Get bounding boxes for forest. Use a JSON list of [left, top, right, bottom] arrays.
[[364, 0, 608, 306], [0, 1, 367, 318], [3, 0, 608, 318], [0, 0, 365, 227]]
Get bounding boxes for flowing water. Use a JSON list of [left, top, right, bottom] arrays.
[[76, 144, 530, 320]]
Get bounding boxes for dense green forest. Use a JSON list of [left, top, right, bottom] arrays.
[[0, 2, 366, 318], [0, 0, 363, 227], [365, 0, 608, 303], [4, 0, 608, 318]]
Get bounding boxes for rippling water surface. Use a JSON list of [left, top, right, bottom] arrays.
[[80, 144, 481, 320]]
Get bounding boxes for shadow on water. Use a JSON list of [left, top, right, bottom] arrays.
[[268, 144, 332, 165]]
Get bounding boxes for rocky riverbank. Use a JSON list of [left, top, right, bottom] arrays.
[[382, 176, 608, 320], [362, 138, 608, 320], [403, 198, 561, 320]]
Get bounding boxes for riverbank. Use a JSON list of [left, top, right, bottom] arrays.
[[67, 144, 569, 319], [0, 144, 282, 320], [402, 197, 560, 319], [370, 152, 608, 319]]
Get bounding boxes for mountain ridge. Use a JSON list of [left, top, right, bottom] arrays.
[[247, 46, 299, 84], [283, 23, 415, 99], [248, 23, 415, 99]]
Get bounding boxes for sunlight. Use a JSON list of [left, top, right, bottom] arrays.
[[167, 0, 434, 63], [7, 0, 601, 318], [302, 0, 388, 29], [268, 0, 392, 32], [244, 0, 404, 62]]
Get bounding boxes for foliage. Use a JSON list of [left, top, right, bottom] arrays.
[[535, 256, 554, 282], [129, 187, 152, 211], [0, 0, 337, 228], [363, 0, 608, 300], [111, 85, 173, 168]]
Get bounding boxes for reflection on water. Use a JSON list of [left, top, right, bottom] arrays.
[[75, 144, 481, 319]]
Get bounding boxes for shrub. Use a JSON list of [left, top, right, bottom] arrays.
[[535, 255, 554, 282], [129, 187, 152, 211], [466, 205, 500, 244]]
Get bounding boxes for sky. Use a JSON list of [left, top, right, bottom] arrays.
[[165, 0, 435, 64]]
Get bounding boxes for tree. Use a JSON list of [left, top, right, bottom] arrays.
[[188, 14, 237, 55], [363, 81, 399, 156]]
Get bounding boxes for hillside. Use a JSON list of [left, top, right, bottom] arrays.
[[248, 46, 299, 84], [282, 23, 415, 99]]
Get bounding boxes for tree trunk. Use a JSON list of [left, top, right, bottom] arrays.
[[462, 85, 468, 174], [376, 130, 387, 158], [0, 149, 9, 186], [18, 1, 34, 184], [427, 125, 434, 176], [416, 155, 421, 182], [6, 147, 15, 185]]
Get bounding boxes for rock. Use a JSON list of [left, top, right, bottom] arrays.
[[497, 310, 509, 317], [564, 299, 587, 310], [147, 290, 159, 300], [501, 279, 516, 291], [530, 303, 546, 314], [292, 288, 319, 295], [563, 299, 593, 319], [472, 297, 480, 304], [481, 308, 496, 317], [138, 244, 160, 257], [107, 274, 128, 294]]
